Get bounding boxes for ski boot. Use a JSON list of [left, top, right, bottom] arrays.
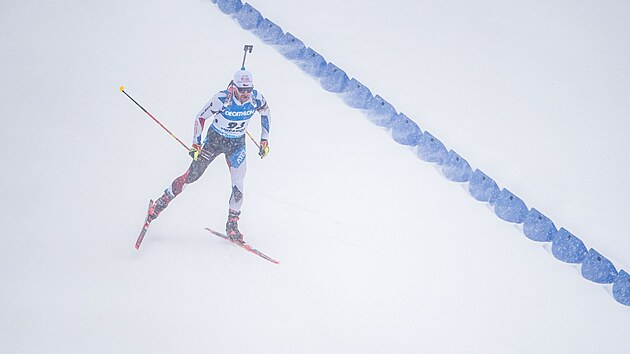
[[226, 209, 244, 243], [147, 191, 173, 222]]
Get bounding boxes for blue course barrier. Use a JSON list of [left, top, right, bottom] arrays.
[[581, 249, 618, 284], [364, 95, 397, 128], [468, 169, 500, 203], [340, 78, 374, 109], [551, 228, 587, 264], [319, 62, 349, 93], [211, 2, 628, 306], [613, 270, 630, 306], [522, 208, 556, 242], [296, 47, 327, 78], [235, 3, 263, 30], [390, 113, 422, 146], [416, 131, 448, 164], [493, 189, 528, 223], [217, 0, 242, 14], [252, 18, 285, 45], [273, 32, 305, 60], [441, 150, 473, 182]]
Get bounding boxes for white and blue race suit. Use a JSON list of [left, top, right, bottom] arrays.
[[163, 88, 271, 212], [197, 89, 270, 140]]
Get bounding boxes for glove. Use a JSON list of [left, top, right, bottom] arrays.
[[258, 139, 269, 159], [189, 143, 202, 160]]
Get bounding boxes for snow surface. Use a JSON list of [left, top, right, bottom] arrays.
[[1, 0, 629, 353]]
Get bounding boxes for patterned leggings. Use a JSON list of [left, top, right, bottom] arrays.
[[166, 129, 247, 211]]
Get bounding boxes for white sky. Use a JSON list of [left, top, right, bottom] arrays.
[[1, 1, 629, 353]]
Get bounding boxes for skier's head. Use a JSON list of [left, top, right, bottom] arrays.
[[233, 69, 253, 89], [232, 69, 254, 102]]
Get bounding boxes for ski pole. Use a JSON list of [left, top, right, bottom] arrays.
[[247, 131, 269, 159], [119, 86, 190, 152], [246, 131, 260, 148]]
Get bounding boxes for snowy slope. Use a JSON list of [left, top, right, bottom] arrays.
[[1, 0, 629, 353]]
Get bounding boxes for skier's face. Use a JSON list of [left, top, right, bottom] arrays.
[[235, 86, 253, 102]]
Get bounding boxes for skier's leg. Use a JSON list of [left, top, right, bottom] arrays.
[[225, 143, 247, 241], [148, 144, 220, 221], [226, 144, 247, 212], [169, 148, 219, 196]]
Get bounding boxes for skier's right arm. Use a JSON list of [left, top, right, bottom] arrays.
[[190, 114, 207, 160], [191, 93, 223, 159]]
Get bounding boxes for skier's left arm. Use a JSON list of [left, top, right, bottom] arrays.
[[256, 92, 271, 158]]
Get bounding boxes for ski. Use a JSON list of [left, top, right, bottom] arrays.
[[135, 200, 154, 249], [205, 228, 279, 264]]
